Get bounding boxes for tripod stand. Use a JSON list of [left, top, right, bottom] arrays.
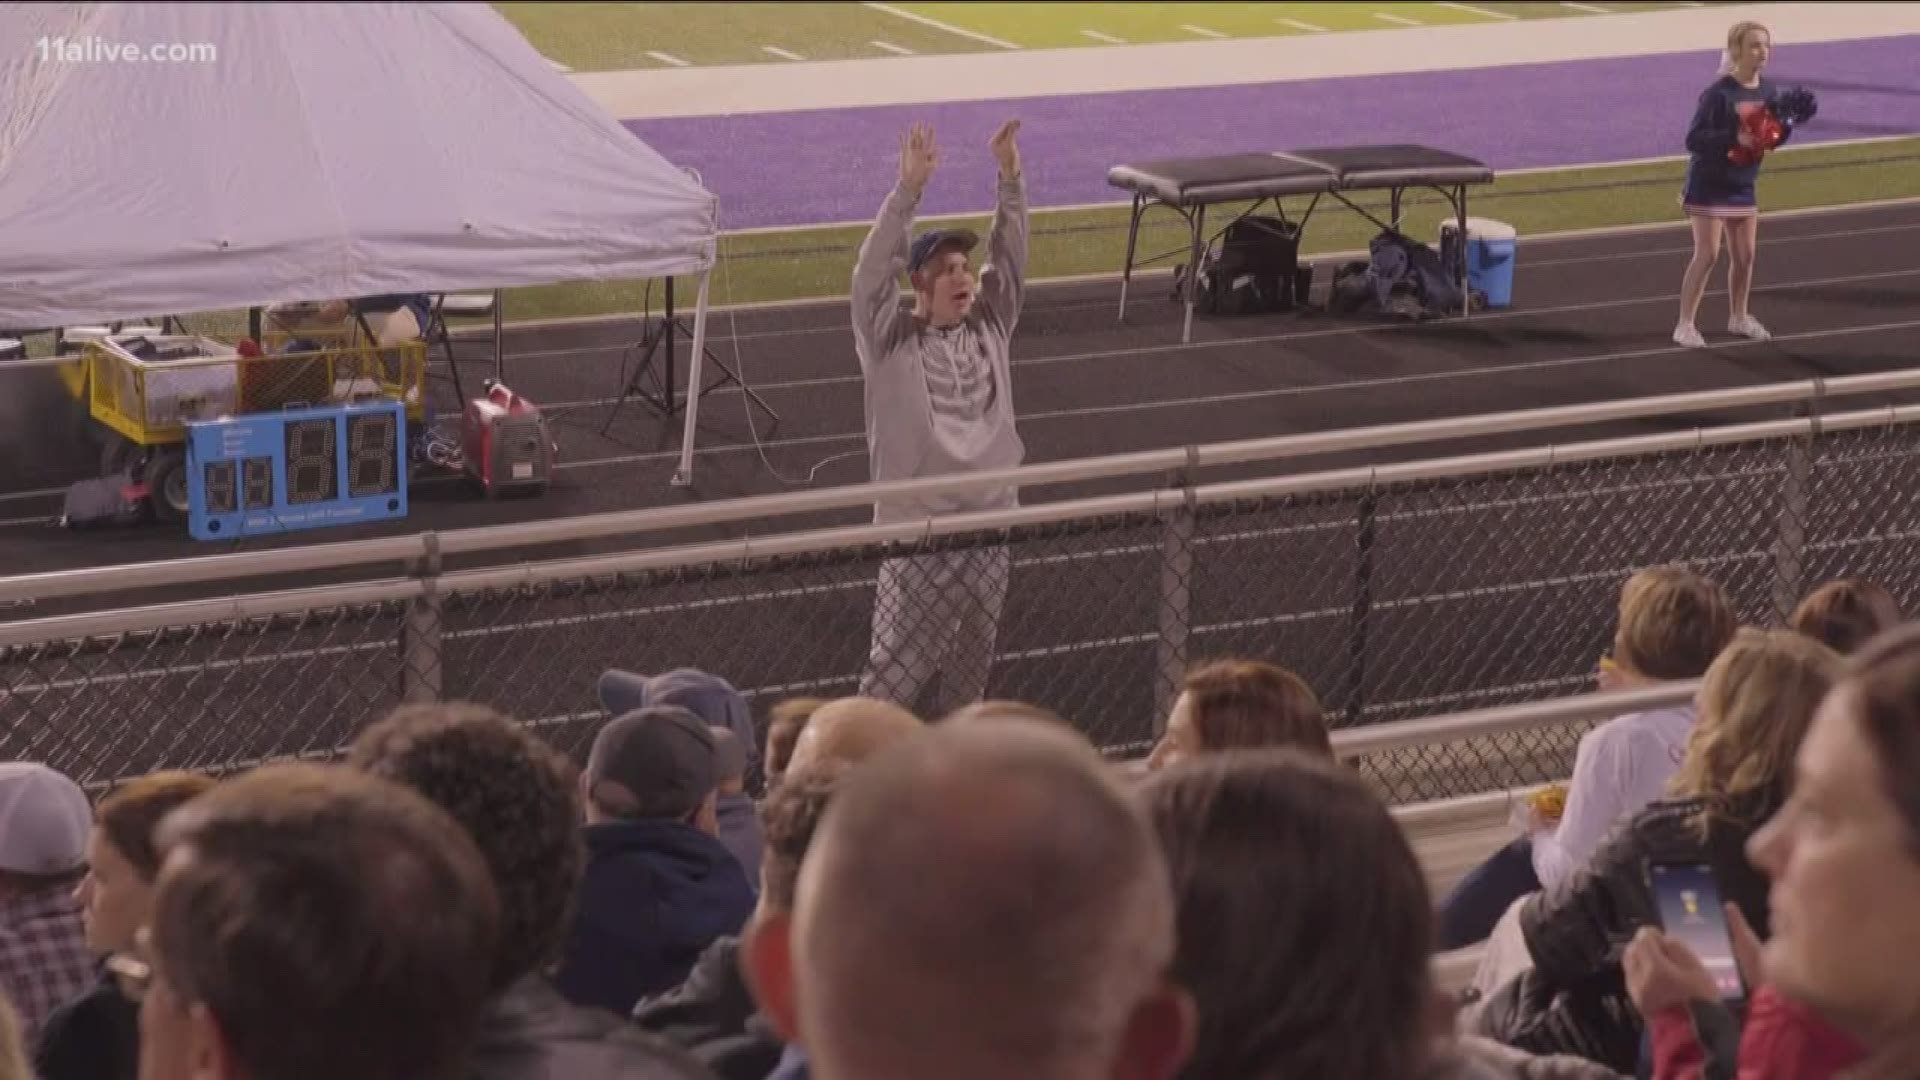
[[603, 277, 778, 434]]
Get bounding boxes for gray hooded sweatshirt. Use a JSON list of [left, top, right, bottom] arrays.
[[850, 174, 1029, 525]]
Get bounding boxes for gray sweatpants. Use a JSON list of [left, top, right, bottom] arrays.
[[860, 546, 1011, 718]]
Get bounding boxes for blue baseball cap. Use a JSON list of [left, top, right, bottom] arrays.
[[908, 228, 979, 273]]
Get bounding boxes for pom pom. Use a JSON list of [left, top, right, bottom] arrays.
[[1775, 86, 1818, 125]]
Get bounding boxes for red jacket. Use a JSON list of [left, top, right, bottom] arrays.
[[1650, 985, 1865, 1079]]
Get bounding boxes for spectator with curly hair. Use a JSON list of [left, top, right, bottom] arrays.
[[34, 770, 215, 1080], [764, 699, 825, 790], [349, 702, 716, 1080]]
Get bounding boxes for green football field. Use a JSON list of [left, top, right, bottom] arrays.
[[498, 1, 1724, 71]]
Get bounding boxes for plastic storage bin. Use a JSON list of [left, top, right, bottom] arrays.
[[1439, 217, 1516, 309]]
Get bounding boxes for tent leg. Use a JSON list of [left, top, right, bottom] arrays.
[[671, 270, 713, 488], [492, 289, 504, 380]]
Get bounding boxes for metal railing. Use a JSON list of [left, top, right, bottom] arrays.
[[6, 367, 1920, 608], [3, 373, 1918, 801]]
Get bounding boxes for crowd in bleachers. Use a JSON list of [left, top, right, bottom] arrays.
[[1, 569, 1917, 1080]]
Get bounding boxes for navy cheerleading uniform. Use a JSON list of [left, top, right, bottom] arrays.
[[1681, 75, 1785, 218]]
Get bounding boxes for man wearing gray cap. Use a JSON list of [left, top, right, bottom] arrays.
[[597, 667, 760, 783], [554, 707, 756, 1018], [0, 762, 96, 1042], [851, 119, 1027, 719]]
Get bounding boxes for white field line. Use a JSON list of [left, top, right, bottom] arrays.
[[1437, 3, 1519, 19], [860, 2, 1022, 49]]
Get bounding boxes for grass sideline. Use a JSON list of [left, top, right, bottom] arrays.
[[493, 1, 1675, 70], [484, 138, 1920, 325], [41, 139, 1910, 355]]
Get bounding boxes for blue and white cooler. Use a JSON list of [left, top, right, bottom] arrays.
[[1439, 217, 1517, 310]]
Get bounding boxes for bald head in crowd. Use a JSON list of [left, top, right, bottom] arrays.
[[755, 718, 1194, 1080], [782, 696, 921, 777]]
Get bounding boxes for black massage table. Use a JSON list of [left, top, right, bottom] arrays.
[[1106, 144, 1495, 341]]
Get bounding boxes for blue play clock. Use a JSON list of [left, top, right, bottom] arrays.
[[185, 399, 408, 541]]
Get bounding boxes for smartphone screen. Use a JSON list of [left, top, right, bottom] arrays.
[[1648, 862, 1745, 1002]]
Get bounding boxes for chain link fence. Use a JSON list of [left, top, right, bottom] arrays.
[[6, 413, 1920, 802]]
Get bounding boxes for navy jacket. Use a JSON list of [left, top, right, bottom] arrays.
[[1682, 76, 1786, 206], [554, 819, 756, 1017]]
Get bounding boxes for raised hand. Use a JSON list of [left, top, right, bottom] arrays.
[[900, 122, 937, 195], [989, 119, 1022, 179]]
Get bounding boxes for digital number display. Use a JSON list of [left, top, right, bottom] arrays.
[[346, 412, 398, 498], [243, 456, 274, 509], [187, 400, 407, 543], [284, 418, 337, 505], [202, 461, 237, 514]]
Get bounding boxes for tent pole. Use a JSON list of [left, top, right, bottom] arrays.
[[671, 269, 713, 487], [492, 289, 503, 380]]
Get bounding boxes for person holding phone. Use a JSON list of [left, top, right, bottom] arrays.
[[1627, 623, 1920, 1078], [1471, 631, 1841, 1068]]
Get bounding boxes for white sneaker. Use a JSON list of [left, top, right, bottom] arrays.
[[1673, 323, 1707, 348], [1728, 314, 1772, 341]]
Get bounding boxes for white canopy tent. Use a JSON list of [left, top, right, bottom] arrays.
[[0, 1, 721, 483]]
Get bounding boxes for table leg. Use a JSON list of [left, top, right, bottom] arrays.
[[1182, 204, 1207, 344], [1119, 194, 1145, 322], [1456, 188, 1470, 317]]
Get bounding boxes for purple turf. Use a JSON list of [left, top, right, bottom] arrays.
[[626, 35, 1920, 230]]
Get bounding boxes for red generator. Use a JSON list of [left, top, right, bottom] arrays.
[[462, 380, 555, 497]]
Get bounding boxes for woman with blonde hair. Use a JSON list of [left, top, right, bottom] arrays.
[[1674, 21, 1788, 348], [1473, 629, 1843, 1070]]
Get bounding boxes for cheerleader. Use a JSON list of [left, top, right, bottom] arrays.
[[1675, 21, 1781, 349]]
